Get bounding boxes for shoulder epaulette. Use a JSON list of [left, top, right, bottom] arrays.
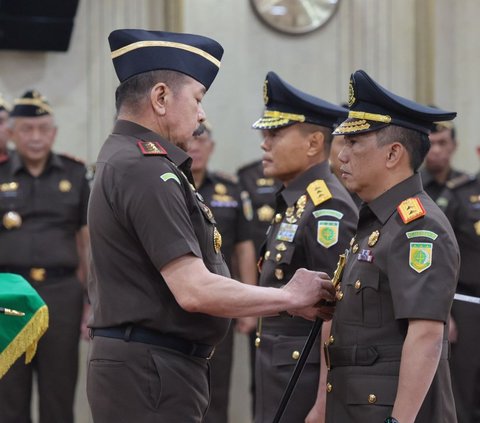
[[137, 141, 167, 156], [59, 153, 85, 164], [213, 170, 238, 184], [307, 179, 332, 206], [397, 197, 426, 224], [446, 173, 475, 190]]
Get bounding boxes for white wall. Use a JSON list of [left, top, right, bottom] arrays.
[[0, 0, 477, 173]]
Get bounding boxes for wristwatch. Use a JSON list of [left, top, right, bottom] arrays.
[[384, 417, 400, 423]]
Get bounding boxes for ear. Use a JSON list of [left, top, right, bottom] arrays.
[[385, 142, 404, 169], [307, 130, 325, 157], [150, 82, 168, 116]]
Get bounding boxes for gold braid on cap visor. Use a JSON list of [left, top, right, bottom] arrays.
[[13, 98, 53, 115], [348, 111, 392, 123], [263, 110, 306, 122], [111, 40, 221, 68]]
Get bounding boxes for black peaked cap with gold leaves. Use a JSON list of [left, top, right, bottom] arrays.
[[334, 70, 456, 136], [252, 71, 348, 130], [10, 90, 53, 117]]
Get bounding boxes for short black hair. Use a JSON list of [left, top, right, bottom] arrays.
[[298, 123, 333, 154], [115, 70, 187, 113], [375, 125, 429, 171]]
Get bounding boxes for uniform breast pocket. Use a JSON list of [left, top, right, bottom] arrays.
[[341, 265, 381, 327], [272, 336, 320, 367]]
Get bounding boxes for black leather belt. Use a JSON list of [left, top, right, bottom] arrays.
[[0, 266, 76, 282], [90, 326, 215, 360], [324, 340, 449, 369]]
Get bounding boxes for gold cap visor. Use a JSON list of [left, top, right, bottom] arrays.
[[252, 110, 305, 130], [333, 118, 389, 135]]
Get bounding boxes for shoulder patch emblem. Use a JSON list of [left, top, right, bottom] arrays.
[[405, 230, 438, 240], [317, 220, 339, 248], [446, 174, 475, 190], [137, 141, 167, 156], [397, 197, 426, 224], [160, 172, 181, 185], [312, 209, 343, 220], [307, 180, 332, 206], [409, 242, 433, 273]]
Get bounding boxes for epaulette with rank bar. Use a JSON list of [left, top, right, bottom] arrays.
[[307, 179, 332, 206], [397, 197, 426, 224], [446, 173, 475, 190], [137, 141, 167, 155]]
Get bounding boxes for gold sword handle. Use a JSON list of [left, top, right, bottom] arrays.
[[331, 254, 346, 289]]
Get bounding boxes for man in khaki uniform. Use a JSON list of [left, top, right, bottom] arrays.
[[440, 146, 480, 423], [307, 70, 459, 423], [252, 71, 358, 423], [87, 29, 336, 423]]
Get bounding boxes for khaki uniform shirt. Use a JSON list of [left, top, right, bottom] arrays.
[[254, 161, 358, 422], [88, 120, 230, 346], [197, 171, 251, 268], [326, 173, 459, 423], [237, 160, 281, 257], [0, 150, 89, 268], [442, 173, 480, 295]]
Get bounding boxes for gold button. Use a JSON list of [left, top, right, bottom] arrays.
[[275, 253, 282, 262], [368, 394, 377, 404], [328, 335, 335, 345], [274, 213, 283, 223], [265, 251, 271, 260], [354, 280, 361, 289], [275, 268, 284, 280], [326, 383, 332, 393], [292, 350, 300, 360], [255, 337, 261, 348], [352, 244, 359, 253], [30, 267, 46, 282], [336, 290, 344, 301]]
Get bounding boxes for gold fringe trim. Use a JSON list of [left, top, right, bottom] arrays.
[[0, 305, 49, 379]]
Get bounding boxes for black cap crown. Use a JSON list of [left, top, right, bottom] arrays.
[[109, 29, 224, 90], [334, 70, 456, 135], [10, 90, 53, 117], [0, 93, 11, 113], [252, 71, 348, 130]]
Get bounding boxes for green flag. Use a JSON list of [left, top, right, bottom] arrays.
[[0, 273, 49, 379]]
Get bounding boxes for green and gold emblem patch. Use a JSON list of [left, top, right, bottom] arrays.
[[409, 242, 433, 273], [317, 220, 339, 248]]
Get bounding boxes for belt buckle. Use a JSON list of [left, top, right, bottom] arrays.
[[323, 342, 331, 370], [30, 267, 46, 282], [207, 346, 215, 360]]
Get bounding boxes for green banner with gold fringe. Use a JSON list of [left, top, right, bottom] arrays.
[[0, 273, 49, 379]]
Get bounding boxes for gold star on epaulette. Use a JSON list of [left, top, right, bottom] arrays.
[[306, 180, 332, 206], [397, 197, 426, 224], [137, 141, 167, 156]]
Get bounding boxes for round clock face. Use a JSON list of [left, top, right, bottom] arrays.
[[251, 0, 340, 35]]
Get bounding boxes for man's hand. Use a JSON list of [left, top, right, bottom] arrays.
[[283, 268, 335, 320]]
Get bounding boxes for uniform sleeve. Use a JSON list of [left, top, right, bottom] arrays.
[[113, 159, 202, 270], [303, 198, 358, 276], [387, 215, 459, 322], [78, 167, 90, 228]]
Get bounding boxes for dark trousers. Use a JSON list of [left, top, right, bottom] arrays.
[[450, 300, 480, 423], [203, 325, 234, 423], [87, 336, 210, 423], [0, 276, 83, 423], [254, 333, 320, 423]]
